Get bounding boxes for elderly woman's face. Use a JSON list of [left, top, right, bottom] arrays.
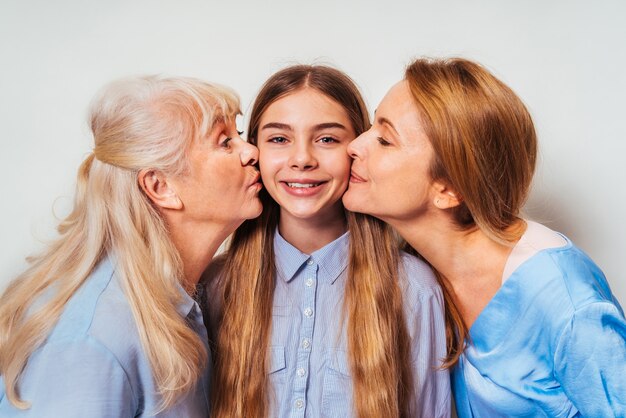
[[343, 80, 437, 225], [173, 119, 262, 228]]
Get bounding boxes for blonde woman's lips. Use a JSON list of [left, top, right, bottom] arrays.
[[349, 170, 366, 183]]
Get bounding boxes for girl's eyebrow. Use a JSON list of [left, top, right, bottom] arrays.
[[312, 122, 347, 131], [261, 122, 292, 131], [261, 122, 347, 131]]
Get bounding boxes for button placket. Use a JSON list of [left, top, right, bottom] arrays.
[[291, 258, 318, 416]]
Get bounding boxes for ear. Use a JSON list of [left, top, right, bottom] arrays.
[[138, 169, 183, 210], [432, 180, 462, 209]]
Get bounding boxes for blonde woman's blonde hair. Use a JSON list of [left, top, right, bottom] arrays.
[[0, 75, 240, 411], [404, 57, 538, 367]]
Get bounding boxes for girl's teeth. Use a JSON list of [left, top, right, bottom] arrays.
[[287, 182, 319, 188]]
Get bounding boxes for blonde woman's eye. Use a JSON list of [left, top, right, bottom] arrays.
[[377, 136, 391, 146]]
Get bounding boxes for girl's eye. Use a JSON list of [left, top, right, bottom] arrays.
[[269, 136, 287, 144], [377, 136, 391, 146], [318, 136, 337, 144], [237, 130, 244, 136]]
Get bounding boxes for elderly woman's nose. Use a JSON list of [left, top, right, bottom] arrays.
[[238, 139, 259, 166]]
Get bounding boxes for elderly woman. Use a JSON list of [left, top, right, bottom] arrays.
[[0, 75, 262, 417], [343, 58, 626, 417]]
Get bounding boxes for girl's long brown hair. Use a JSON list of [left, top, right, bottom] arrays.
[[404, 58, 538, 367], [210, 65, 412, 418]]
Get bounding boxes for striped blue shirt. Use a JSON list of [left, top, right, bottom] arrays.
[[254, 230, 450, 417]]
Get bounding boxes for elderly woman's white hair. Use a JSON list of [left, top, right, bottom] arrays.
[[0, 75, 239, 411]]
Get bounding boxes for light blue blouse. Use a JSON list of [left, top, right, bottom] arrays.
[[0, 256, 211, 418], [453, 237, 626, 417], [207, 231, 451, 418]]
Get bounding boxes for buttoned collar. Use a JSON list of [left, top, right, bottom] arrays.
[[274, 229, 350, 285]]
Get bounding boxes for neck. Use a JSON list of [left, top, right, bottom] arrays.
[[278, 204, 347, 254], [167, 217, 238, 292], [400, 220, 504, 279], [390, 215, 521, 327]]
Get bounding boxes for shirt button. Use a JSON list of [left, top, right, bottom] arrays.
[[302, 338, 311, 349], [305, 278, 314, 287], [296, 367, 306, 377], [304, 307, 313, 317], [295, 399, 304, 409], [306, 259, 314, 266]]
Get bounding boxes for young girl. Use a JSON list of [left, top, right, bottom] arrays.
[[0, 76, 262, 417], [343, 57, 626, 416], [203, 65, 450, 418]]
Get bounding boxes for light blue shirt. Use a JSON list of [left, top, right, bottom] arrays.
[[0, 256, 211, 418], [453, 237, 626, 417], [263, 230, 450, 417]]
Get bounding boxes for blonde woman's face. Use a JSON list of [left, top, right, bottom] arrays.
[[343, 81, 437, 225], [173, 119, 262, 228], [256, 88, 354, 224]]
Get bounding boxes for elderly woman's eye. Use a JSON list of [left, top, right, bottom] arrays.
[[221, 137, 232, 148]]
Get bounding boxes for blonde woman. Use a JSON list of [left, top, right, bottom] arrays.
[[204, 65, 450, 418], [0, 75, 262, 417], [343, 58, 626, 416]]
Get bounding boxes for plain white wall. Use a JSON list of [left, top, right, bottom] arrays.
[[1, 0, 625, 305]]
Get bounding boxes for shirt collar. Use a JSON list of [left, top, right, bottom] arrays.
[[176, 282, 198, 319], [274, 229, 350, 285]]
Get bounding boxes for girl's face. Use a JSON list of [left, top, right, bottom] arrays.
[[256, 88, 355, 224], [343, 80, 437, 225]]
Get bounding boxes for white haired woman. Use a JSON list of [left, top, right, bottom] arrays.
[[0, 75, 262, 417]]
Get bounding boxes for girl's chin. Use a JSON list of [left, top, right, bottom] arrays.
[[278, 200, 346, 222]]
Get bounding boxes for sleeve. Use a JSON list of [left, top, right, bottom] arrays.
[[405, 280, 452, 418], [2, 338, 136, 418], [554, 301, 626, 417]]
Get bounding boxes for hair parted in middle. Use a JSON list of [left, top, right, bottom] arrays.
[[210, 64, 413, 418]]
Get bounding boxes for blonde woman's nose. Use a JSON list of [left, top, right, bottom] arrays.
[[348, 131, 367, 159]]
